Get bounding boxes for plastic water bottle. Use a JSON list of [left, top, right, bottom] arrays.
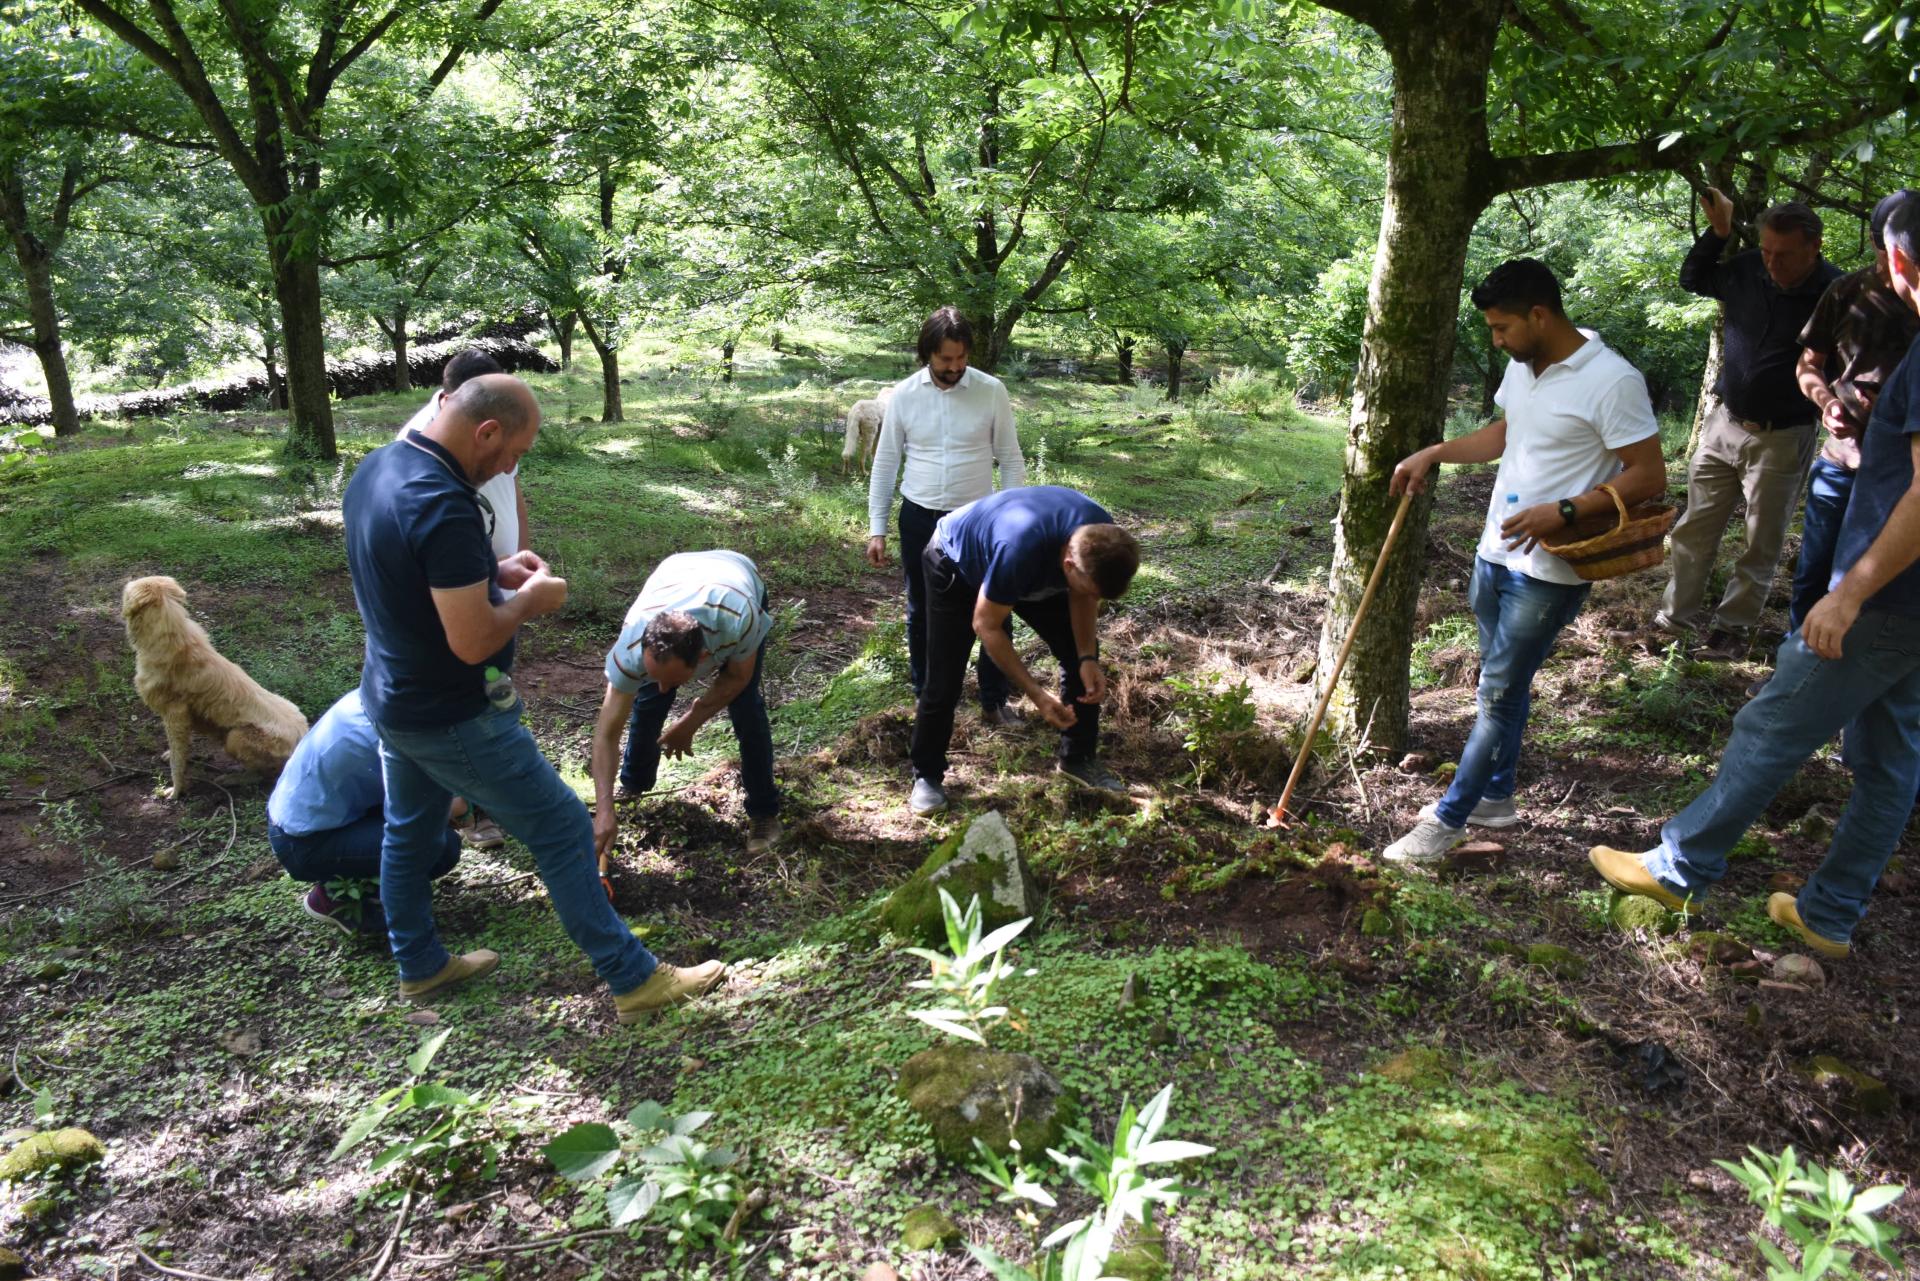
[[483, 665, 516, 712]]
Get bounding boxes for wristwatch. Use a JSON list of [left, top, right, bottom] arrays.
[[1558, 499, 1579, 526]]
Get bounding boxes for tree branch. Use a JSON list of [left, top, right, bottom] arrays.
[[427, 0, 509, 89]]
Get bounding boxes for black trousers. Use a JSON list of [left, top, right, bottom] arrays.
[[908, 544, 1098, 783], [898, 497, 1011, 707]]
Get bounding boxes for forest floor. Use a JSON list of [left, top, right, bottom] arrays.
[[0, 324, 1915, 1281]]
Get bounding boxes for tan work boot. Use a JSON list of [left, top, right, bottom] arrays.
[[398, 949, 501, 1003], [614, 959, 728, 1025], [1588, 846, 1701, 915], [1767, 893, 1850, 960], [746, 815, 782, 856]]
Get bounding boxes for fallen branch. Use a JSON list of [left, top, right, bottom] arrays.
[[367, 1174, 421, 1281], [158, 783, 240, 897], [130, 1241, 248, 1281], [405, 1226, 634, 1265], [0, 770, 142, 810]]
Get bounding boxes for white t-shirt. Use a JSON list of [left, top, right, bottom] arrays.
[[867, 365, 1026, 536], [398, 391, 521, 563], [1476, 332, 1659, 586]]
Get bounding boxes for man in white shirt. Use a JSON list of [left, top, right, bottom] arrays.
[[864, 307, 1028, 722], [399, 348, 530, 566], [1383, 258, 1667, 863]]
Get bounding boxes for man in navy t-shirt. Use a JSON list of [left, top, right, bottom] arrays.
[[343, 374, 726, 1022], [906, 485, 1140, 816], [1590, 197, 1920, 962]]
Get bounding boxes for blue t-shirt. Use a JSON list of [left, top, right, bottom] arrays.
[[267, 690, 382, 836], [1832, 332, 1920, 618], [933, 486, 1113, 604], [344, 435, 510, 730]]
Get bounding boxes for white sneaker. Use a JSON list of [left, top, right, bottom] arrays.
[[1383, 816, 1467, 864], [1418, 796, 1518, 830]]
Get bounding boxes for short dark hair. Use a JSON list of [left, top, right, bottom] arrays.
[[1872, 190, 1918, 251], [641, 610, 704, 668], [917, 307, 973, 364], [1757, 201, 1823, 242], [1071, 523, 1140, 599], [442, 347, 504, 393], [1886, 195, 1920, 262], [1469, 258, 1564, 317]]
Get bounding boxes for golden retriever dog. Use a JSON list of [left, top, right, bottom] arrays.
[[839, 389, 892, 475], [121, 576, 308, 799]]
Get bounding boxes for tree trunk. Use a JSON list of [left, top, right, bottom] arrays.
[[1684, 317, 1724, 460], [548, 310, 576, 369], [1116, 335, 1135, 385], [1314, 4, 1502, 753], [266, 222, 336, 458], [263, 328, 286, 410], [1166, 340, 1186, 401], [579, 315, 622, 422], [388, 305, 411, 393], [722, 339, 735, 384], [16, 248, 79, 436]]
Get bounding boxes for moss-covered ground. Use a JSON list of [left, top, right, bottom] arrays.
[[0, 324, 1913, 1279]]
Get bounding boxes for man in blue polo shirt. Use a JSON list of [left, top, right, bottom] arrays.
[[907, 485, 1140, 816], [588, 550, 780, 861], [343, 373, 725, 1021], [1591, 197, 1920, 961]]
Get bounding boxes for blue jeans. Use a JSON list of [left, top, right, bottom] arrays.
[[1645, 610, 1920, 943], [898, 498, 1011, 706], [374, 699, 657, 990], [1432, 557, 1589, 827], [268, 811, 459, 885], [618, 639, 779, 819], [1788, 458, 1855, 633]]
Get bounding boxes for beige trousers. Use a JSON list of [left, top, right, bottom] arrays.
[[1657, 404, 1816, 633]]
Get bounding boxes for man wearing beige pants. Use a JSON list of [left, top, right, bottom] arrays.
[[1655, 190, 1839, 659]]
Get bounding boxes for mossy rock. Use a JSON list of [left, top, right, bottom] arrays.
[[1105, 1229, 1168, 1281], [897, 1044, 1073, 1162], [1376, 1046, 1452, 1090], [1359, 908, 1394, 937], [900, 1203, 962, 1251], [1800, 1055, 1894, 1117], [17, 1196, 57, 1222], [882, 810, 1038, 947], [0, 1128, 105, 1183], [1683, 931, 1754, 967], [1607, 891, 1678, 936], [1524, 943, 1588, 980], [0, 1246, 22, 1281]]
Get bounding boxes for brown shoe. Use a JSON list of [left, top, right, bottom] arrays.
[[1767, 892, 1850, 959], [746, 815, 782, 856], [1694, 627, 1752, 662], [398, 949, 501, 1003], [1588, 846, 1701, 915], [614, 959, 728, 1024], [1638, 618, 1693, 655]]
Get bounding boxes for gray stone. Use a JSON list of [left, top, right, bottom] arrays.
[[900, 1203, 962, 1251], [882, 811, 1037, 947], [897, 1044, 1073, 1162], [1773, 954, 1826, 988]]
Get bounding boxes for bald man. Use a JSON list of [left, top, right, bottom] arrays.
[[343, 374, 725, 1022]]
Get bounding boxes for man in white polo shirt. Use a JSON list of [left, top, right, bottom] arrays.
[[589, 550, 780, 858], [865, 306, 1028, 723], [1383, 258, 1666, 863]]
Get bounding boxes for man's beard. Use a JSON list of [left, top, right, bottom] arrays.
[[932, 367, 962, 386]]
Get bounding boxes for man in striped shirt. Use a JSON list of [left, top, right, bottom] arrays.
[[865, 307, 1028, 723], [590, 550, 780, 857]]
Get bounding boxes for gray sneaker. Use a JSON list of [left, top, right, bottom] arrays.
[[1419, 796, 1518, 830], [909, 777, 948, 817], [1382, 815, 1467, 864], [1059, 756, 1126, 794]]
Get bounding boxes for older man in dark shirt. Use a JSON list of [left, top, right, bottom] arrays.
[[1789, 190, 1920, 632], [1654, 192, 1842, 658]]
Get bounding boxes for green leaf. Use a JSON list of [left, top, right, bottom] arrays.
[[1849, 1184, 1903, 1216], [406, 1029, 451, 1077], [1134, 1139, 1215, 1164], [330, 1100, 397, 1162], [909, 1011, 986, 1043], [670, 1110, 714, 1137], [626, 1101, 669, 1132], [607, 1176, 661, 1226], [31, 1086, 53, 1122], [402, 1083, 473, 1111], [543, 1122, 624, 1183]]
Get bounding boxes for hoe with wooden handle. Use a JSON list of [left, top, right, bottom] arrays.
[[1267, 488, 1415, 828]]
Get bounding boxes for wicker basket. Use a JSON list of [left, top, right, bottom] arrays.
[[1539, 483, 1678, 582]]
